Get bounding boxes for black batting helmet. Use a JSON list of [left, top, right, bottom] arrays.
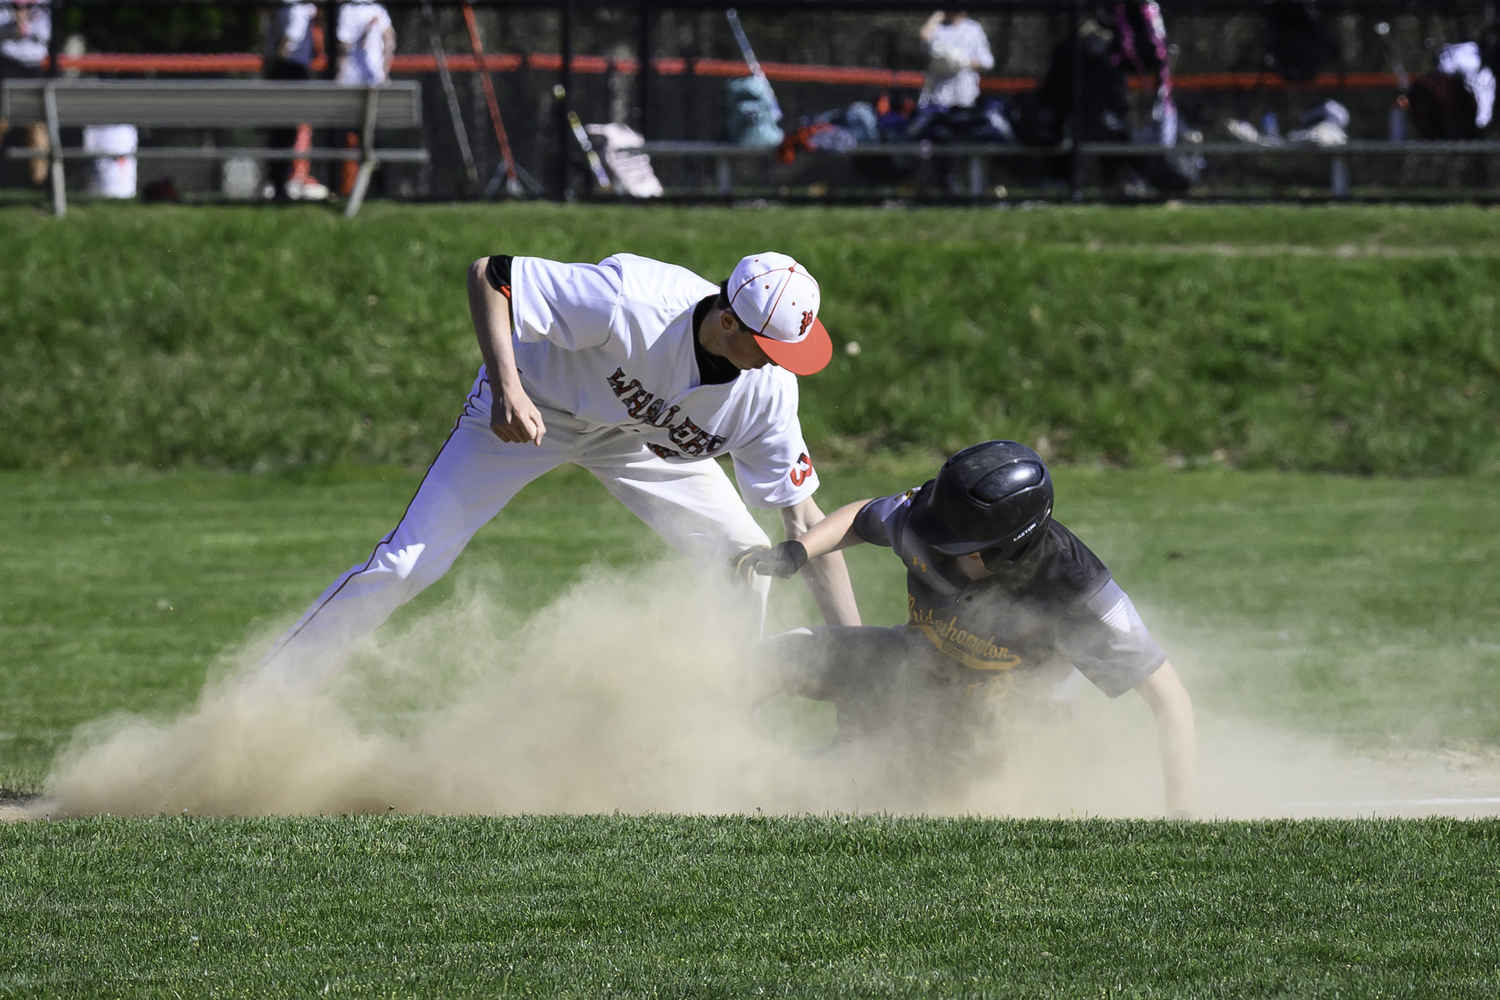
[[907, 441, 1053, 560]]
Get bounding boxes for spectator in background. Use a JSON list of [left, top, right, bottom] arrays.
[[336, 1, 394, 88], [263, 0, 328, 201], [0, 0, 51, 185], [335, 1, 394, 196], [1110, 1, 1177, 147], [918, 10, 993, 110], [1409, 41, 1495, 140], [1014, 3, 1195, 194]]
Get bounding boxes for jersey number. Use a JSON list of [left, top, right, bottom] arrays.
[[789, 452, 813, 487]]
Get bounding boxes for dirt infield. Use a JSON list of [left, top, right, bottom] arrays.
[[18, 563, 1500, 822]]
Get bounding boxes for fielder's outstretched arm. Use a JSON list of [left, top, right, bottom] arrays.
[[1132, 660, 1196, 817], [467, 257, 547, 445], [785, 498, 870, 558], [780, 497, 863, 626]]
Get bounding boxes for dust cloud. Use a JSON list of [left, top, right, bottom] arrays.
[[26, 562, 1500, 821]]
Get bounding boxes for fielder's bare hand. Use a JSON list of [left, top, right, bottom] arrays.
[[728, 541, 808, 584], [490, 381, 547, 446], [468, 256, 544, 446]]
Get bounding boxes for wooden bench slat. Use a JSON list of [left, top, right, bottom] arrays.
[[4, 146, 430, 163], [638, 140, 1073, 158], [638, 139, 1500, 159], [2, 79, 425, 217], [1, 80, 422, 129]]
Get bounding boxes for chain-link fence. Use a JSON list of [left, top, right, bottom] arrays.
[[3, 0, 1498, 202]]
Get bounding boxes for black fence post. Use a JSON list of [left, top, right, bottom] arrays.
[[45, 0, 62, 78], [326, 1, 341, 80], [638, 0, 652, 139], [558, 0, 573, 200], [1069, 0, 1083, 202], [326, 0, 343, 194], [686, 15, 698, 135]]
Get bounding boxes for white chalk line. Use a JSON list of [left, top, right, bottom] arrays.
[[1100, 243, 1500, 259]]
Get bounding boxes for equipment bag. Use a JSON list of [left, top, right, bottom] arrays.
[[726, 76, 785, 147]]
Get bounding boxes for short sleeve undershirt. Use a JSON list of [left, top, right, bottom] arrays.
[[484, 254, 514, 293], [690, 295, 742, 386]]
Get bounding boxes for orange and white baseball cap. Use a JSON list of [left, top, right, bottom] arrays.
[[726, 252, 833, 376]]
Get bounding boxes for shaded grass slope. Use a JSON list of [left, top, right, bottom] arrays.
[[2, 203, 1497, 474], [2, 815, 1498, 998]]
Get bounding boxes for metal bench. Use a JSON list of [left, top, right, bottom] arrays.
[[639, 137, 1500, 200], [0, 79, 428, 217], [638, 140, 1073, 198]]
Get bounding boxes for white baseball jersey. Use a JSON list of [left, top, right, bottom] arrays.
[[920, 19, 994, 109], [258, 251, 820, 691], [336, 2, 393, 86], [508, 253, 820, 510], [266, 1, 318, 68], [0, 0, 50, 67]]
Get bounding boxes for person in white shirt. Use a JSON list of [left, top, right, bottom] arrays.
[[336, 1, 394, 86], [0, 0, 51, 185], [918, 10, 994, 109], [266, 0, 318, 73], [263, 0, 328, 200], [1439, 41, 1496, 131], [258, 251, 861, 692], [0, 0, 47, 67], [334, 2, 394, 195]]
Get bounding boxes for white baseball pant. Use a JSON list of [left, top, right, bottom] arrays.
[[259, 375, 772, 691]]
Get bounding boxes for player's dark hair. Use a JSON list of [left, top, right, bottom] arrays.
[[715, 280, 751, 332]]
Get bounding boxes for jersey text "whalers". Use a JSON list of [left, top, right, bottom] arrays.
[[607, 367, 728, 457]]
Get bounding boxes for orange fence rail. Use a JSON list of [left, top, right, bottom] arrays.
[[47, 52, 1400, 95]]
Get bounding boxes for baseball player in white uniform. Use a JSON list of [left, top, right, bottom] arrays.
[[259, 251, 861, 690]]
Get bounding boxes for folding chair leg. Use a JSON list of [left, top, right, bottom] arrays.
[[344, 160, 377, 218], [50, 157, 65, 217], [44, 83, 66, 217], [1331, 156, 1350, 200], [344, 86, 381, 218]]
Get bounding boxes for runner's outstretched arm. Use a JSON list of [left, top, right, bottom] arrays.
[[1133, 661, 1196, 817], [780, 497, 864, 626]]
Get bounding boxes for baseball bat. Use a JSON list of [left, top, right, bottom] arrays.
[[461, 0, 523, 197], [725, 8, 782, 123], [567, 110, 614, 192], [421, 0, 479, 190]]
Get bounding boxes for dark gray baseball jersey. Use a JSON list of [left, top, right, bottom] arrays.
[[852, 488, 1166, 698]]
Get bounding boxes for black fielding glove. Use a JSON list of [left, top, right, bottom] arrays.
[[728, 541, 809, 583]]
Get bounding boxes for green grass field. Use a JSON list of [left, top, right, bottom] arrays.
[[4, 203, 1500, 996], [4, 815, 1498, 998]]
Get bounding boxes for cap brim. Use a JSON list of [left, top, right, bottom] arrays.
[[754, 318, 833, 376]]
